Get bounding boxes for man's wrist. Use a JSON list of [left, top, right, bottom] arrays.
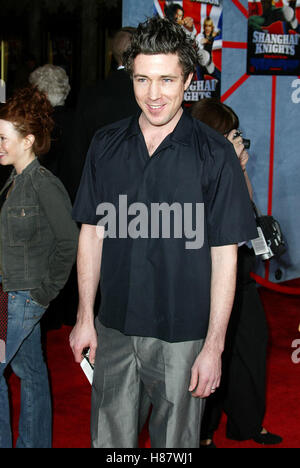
[[76, 307, 95, 325], [202, 335, 225, 355]]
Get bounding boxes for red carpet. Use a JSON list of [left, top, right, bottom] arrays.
[[7, 281, 300, 448]]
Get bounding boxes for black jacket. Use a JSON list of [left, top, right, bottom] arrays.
[[61, 69, 140, 201]]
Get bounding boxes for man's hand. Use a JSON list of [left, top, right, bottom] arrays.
[[69, 224, 103, 366], [189, 347, 222, 398], [69, 317, 98, 365]]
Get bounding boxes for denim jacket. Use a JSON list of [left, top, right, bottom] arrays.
[[0, 159, 79, 307]]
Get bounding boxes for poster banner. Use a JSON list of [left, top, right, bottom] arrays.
[[154, 0, 223, 104], [247, 0, 300, 76]]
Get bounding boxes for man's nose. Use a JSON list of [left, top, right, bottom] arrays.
[[148, 81, 161, 100]]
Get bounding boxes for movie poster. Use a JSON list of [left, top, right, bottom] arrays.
[[247, 0, 300, 76], [154, 0, 223, 104]]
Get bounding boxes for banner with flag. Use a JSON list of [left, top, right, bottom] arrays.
[[154, 0, 223, 104]]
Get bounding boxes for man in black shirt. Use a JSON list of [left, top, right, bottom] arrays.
[[70, 17, 258, 448]]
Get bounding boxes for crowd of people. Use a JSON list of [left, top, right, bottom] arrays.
[[0, 15, 283, 449]]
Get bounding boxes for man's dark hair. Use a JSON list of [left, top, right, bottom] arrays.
[[123, 16, 198, 81], [164, 3, 184, 21]]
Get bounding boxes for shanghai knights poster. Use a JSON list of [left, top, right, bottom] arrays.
[[247, 0, 300, 76], [153, 0, 223, 102]]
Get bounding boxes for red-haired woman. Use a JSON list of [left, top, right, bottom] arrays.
[[0, 86, 78, 448]]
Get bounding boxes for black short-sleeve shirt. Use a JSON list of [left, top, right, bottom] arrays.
[[72, 110, 258, 342]]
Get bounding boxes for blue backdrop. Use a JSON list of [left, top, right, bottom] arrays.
[[122, 0, 300, 283]]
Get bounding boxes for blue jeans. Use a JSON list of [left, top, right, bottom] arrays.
[[0, 285, 52, 448]]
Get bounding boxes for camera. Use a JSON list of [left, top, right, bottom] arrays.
[[234, 130, 251, 150], [251, 203, 286, 261]]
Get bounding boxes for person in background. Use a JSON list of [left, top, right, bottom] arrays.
[[29, 64, 73, 177], [29, 64, 77, 329], [0, 86, 78, 448], [69, 17, 257, 448], [64, 27, 140, 203], [191, 98, 283, 447]]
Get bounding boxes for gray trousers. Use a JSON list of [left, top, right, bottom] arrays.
[[91, 322, 205, 448]]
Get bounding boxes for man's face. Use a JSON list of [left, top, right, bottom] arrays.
[[133, 53, 193, 130]]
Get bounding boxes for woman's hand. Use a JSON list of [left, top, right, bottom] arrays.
[[227, 129, 249, 172], [227, 129, 253, 199]]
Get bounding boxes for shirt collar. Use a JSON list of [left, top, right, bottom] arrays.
[[170, 109, 193, 146], [125, 112, 142, 139], [125, 108, 193, 147]]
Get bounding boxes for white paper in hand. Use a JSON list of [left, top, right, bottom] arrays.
[[80, 351, 94, 385]]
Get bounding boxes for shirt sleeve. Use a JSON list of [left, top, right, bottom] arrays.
[[72, 131, 102, 225], [203, 137, 258, 247]]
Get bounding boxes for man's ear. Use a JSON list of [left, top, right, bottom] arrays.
[[184, 72, 194, 91], [24, 134, 35, 151]]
